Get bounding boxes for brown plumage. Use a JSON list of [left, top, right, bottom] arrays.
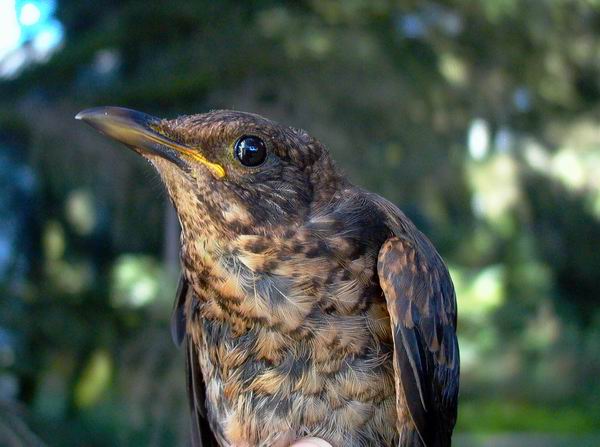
[[76, 107, 459, 447]]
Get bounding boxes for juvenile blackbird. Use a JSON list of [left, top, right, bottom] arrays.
[[76, 107, 459, 447]]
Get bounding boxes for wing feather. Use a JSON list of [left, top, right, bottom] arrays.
[[185, 335, 219, 447], [171, 275, 188, 347], [172, 274, 219, 447], [378, 236, 459, 447]]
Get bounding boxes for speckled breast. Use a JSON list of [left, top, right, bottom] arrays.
[[181, 224, 399, 446]]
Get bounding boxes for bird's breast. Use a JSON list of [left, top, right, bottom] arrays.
[[182, 228, 398, 446]]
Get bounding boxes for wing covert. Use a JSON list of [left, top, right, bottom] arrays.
[[377, 236, 459, 447]]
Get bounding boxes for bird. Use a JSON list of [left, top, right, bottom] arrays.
[[76, 106, 459, 447]]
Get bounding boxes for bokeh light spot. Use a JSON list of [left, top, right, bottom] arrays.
[[111, 255, 162, 308], [43, 220, 65, 261], [0, 0, 63, 77], [468, 118, 490, 160], [65, 189, 96, 235], [0, 0, 21, 59], [19, 2, 41, 26], [75, 350, 112, 408]]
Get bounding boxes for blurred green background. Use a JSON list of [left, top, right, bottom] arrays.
[[1, 0, 600, 446]]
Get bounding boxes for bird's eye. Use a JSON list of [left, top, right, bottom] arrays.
[[234, 136, 267, 167]]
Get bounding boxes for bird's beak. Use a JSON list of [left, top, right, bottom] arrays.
[[75, 106, 225, 178]]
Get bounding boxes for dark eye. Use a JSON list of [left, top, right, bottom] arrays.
[[234, 135, 267, 167]]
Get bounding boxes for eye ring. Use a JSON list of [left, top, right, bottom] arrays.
[[234, 135, 267, 167]]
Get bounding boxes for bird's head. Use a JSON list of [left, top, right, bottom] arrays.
[[76, 107, 341, 239]]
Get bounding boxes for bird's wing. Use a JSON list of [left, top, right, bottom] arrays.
[[171, 275, 220, 447], [171, 275, 188, 347], [377, 236, 459, 447]]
